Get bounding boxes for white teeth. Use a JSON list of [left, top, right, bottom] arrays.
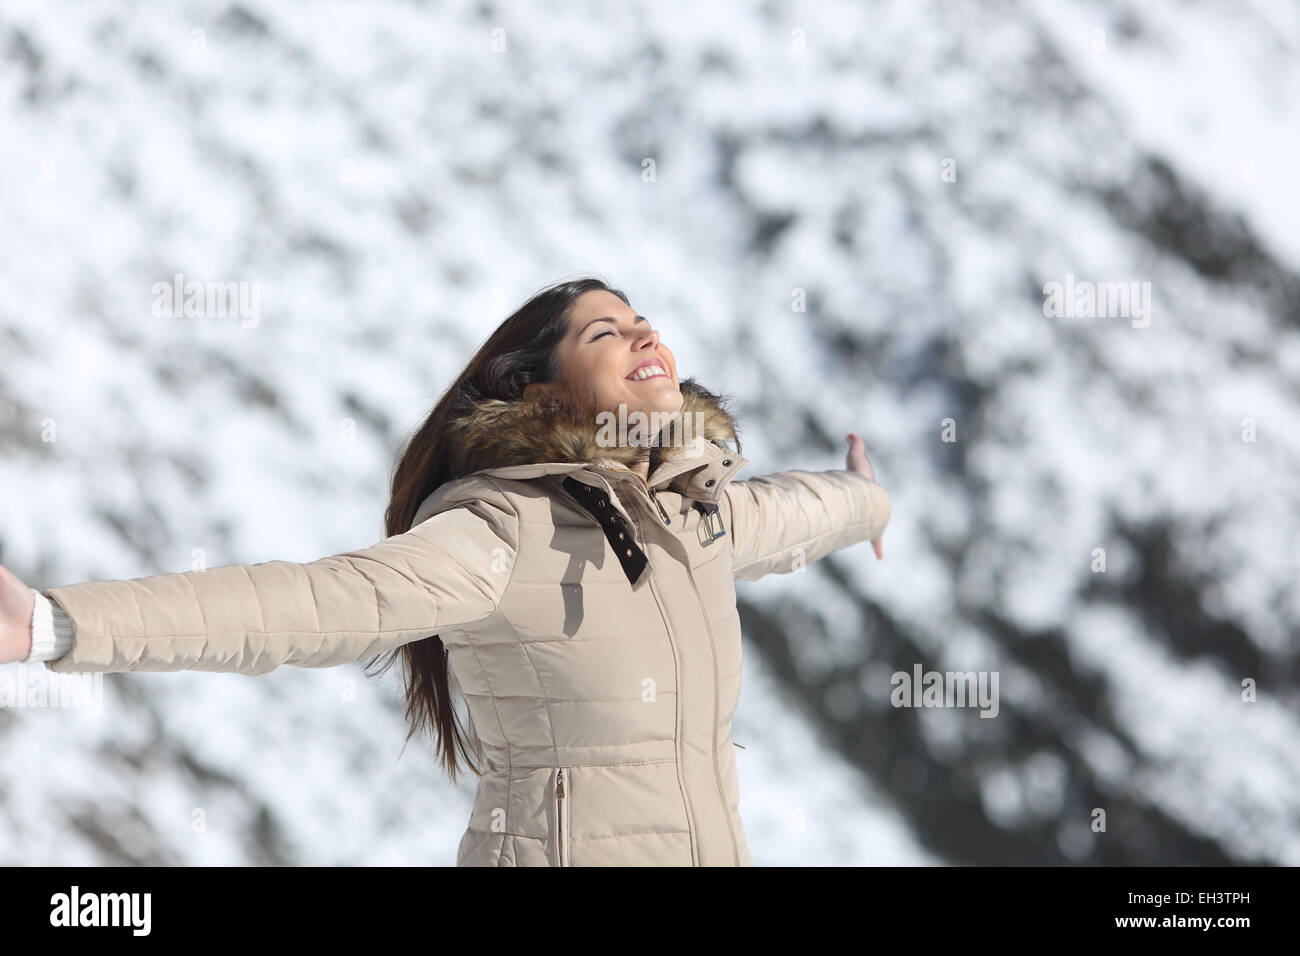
[[628, 365, 667, 381]]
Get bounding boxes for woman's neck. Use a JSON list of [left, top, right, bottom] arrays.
[[613, 445, 653, 483]]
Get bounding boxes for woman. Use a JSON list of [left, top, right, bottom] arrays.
[[0, 276, 891, 866]]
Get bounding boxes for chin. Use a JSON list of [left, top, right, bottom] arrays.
[[631, 382, 685, 416]]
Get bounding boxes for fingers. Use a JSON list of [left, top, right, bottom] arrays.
[[844, 440, 885, 560], [845, 433, 876, 480]]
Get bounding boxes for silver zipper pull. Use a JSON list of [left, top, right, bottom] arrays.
[[649, 486, 671, 525]]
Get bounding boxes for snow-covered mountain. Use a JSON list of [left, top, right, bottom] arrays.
[[1, 0, 1297, 865]]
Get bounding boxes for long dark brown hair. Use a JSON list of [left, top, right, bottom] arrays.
[[364, 276, 628, 783]]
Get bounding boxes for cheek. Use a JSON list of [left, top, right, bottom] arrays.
[[570, 351, 610, 385], [559, 352, 603, 405], [599, 359, 631, 402]]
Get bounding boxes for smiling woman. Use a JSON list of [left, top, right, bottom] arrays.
[[1, 275, 892, 867], [521, 293, 685, 484]]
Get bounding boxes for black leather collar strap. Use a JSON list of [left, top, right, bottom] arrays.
[[562, 476, 648, 585]]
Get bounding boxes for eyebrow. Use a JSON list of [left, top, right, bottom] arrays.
[[578, 314, 648, 336]]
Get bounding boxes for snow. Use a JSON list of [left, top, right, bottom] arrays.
[[1, 0, 1297, 865]]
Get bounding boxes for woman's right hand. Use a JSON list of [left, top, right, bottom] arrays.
[[845, 433, 885, 561], [0, 564, 36, 665]]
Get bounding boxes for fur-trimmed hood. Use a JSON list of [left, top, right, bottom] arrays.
[[444, 377, 747, 493]]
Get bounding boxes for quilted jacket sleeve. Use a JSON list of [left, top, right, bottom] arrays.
[[39, 477, 519, 675], [722, 469, 891, 582]]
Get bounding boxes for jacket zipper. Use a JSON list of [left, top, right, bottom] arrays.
[[643, 563, 701, 864], [555, 767, 569, 867], [684, 566, 740, 865], [649, 486, 671, 524], [602, 466, 672, 525], [592, 466, 722, 862]]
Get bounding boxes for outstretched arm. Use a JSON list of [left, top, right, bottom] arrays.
[[723, 434, 891, 582], [0, 477, 519, 675]]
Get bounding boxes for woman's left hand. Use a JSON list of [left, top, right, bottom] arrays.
[[845, 433, 884, 560]]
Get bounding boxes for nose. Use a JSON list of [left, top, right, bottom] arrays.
[[635, 328, 660, 349]]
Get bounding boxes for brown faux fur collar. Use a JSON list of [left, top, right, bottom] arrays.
[[446, 377, 742, 478]]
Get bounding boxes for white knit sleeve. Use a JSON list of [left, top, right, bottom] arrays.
[[26, 588, 75, 662]]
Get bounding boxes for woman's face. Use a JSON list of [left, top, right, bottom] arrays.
[[526, 290, 683, 422]]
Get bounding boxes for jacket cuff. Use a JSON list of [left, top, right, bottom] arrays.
[[26, 588, 76, 662]]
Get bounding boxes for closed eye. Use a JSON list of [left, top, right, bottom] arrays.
[[585, 314, 651, 342], [592, 327, 654, 341]]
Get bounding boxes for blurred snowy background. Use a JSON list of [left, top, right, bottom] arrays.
[[2, 0, 1299, 866]]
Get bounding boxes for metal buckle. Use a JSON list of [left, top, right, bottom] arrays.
[[696, 502, 726, 540]]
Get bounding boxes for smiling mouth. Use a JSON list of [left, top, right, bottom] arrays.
[[626, 365, 670, 382]]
